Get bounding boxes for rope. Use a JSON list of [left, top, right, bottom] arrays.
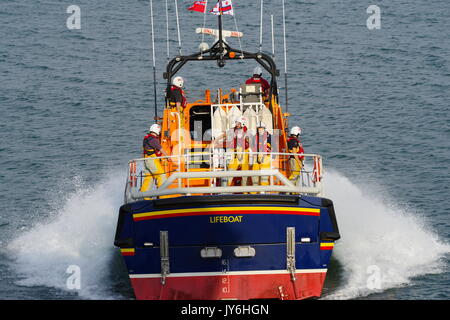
[[232, 4, 244, 58]]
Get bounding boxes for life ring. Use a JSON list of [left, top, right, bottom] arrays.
[[129, 161, 137, 188], [313, 156, 322, 183]]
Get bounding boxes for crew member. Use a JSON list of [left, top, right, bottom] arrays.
[[214, 117, 250, 186], [141, 124, 170, 192], [251, 122, 272, 187], [245, 66, 270, 98], [287, 126, 304, 186], [228, 117, 251, 186], [167, 76, 187, 112]]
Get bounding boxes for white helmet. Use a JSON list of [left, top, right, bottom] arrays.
[[149, 123, 161, 135], [172, 76, 184, 88], [290, 126, 302, 136], [253, 66, 263, 76]]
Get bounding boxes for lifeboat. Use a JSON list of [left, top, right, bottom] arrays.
[[114, 2, 340, 300]]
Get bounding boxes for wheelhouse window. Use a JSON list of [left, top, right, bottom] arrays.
[[189, 105, 212, 142]]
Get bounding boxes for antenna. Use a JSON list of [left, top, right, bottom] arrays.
[[150, 0, 158, 120], [200, 0, 209, 57], [259, 0, 264, 52], [165, 0, 170, 61], [282, 0, 288, 114], [271, 14, 275, 58], [174, 0, 182, 56]]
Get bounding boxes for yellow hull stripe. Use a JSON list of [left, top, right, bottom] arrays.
[[120, 248, 135, 255], [133, 206, 320, 220], [320, 243, 335, 250]]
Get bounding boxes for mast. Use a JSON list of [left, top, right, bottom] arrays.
[[218, 1, 223, 45], [217, 0, 225, 67]]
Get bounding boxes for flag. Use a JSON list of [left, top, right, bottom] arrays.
[[188, 1, 208, 13], [211, 0, 234, 16]]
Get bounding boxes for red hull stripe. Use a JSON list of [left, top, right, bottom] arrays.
[[121, 249, 135, 256], [133, 207, 320, 221], [320, 243, 334, 250], [129, 271, 327, 300]]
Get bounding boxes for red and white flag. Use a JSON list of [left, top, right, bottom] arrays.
[[210, 0, 234, 16], [188, 1, 208, 13]]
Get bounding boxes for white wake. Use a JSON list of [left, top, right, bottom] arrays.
[[322, 169, 450, 299], [5, 168, 449, 300], [7, 170, 127, 299]]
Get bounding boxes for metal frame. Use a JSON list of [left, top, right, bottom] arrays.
[[125, 152, 324, 202], [163, 16, 280, 110]]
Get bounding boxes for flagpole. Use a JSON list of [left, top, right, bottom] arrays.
[[201, 0, 208, 50]]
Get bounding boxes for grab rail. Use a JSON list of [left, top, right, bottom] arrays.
[[124, 151, 323, 202]]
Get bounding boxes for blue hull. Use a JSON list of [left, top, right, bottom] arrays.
[[114, 194, 340, 299]]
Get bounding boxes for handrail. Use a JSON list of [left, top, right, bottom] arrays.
[[125, 151, 324, 202], [129, 152, 322, 163]]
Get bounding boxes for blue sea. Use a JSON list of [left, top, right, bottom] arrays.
[[0, 0, 449, 299]]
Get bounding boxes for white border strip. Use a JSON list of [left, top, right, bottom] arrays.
[[129, 269, 327, 279]]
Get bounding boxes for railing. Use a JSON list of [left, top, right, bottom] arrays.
[[124, 152, 323, 203]]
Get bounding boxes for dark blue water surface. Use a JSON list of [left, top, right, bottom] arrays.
[[0, 0, 449, 299]]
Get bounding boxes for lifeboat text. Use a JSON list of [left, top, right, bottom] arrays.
[[209, 215, 243, 223]]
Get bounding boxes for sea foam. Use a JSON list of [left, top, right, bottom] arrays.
[[7, 170, 127, 299], [6, 168, 449, 299], [322, 169, 450, 299]]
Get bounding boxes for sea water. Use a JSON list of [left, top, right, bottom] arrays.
[[0, 0, 449, 299]]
